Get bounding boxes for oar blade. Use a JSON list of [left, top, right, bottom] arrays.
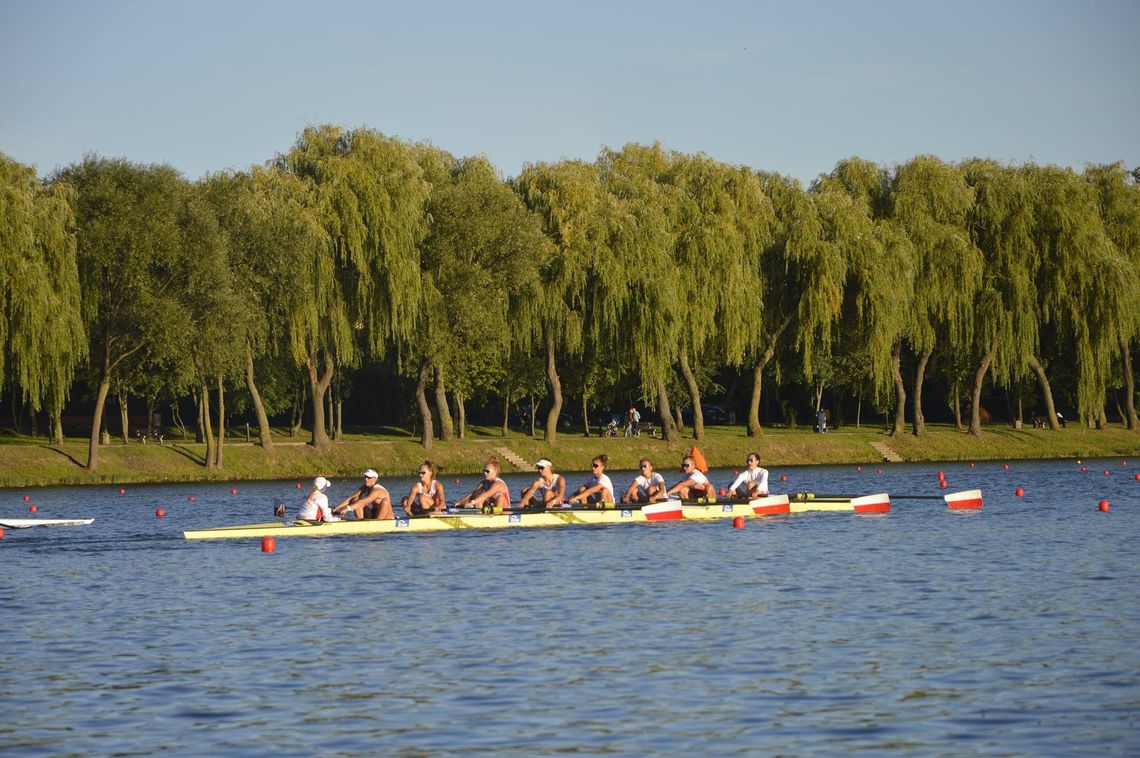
[[944, 489, 983, 510]]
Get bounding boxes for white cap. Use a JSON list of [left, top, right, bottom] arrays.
[[535, 459, 553, 469], [363, 469, 379, 479], [314, 476, 331, 491]]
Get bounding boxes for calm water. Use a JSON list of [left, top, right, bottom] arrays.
[[1, 459, 1138, 755]]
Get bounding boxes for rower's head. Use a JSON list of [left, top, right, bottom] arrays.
[[680, 456, 696, 472], [418, 461, 434, 480], [483, 457, 500, 478], [639, 458, 654, 474], [746, 453, 760, 468], [362, 468, 379, 483], [591, 454, 608, 473], [535, 458, 553, 474]]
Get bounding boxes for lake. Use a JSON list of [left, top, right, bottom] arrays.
[[1, 459, 1137, 755]]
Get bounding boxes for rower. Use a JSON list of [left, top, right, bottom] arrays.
[[568, 454, 615, 506], [622, 457, 665, 503], [520, 458, 566, 509], [726, 453, 769, 499], [333, 468, 394, 519], [664, 455, 712, 500], [403, 460, 447, 516], [456, 457, 512, 512], [297, 476, 340, 521]]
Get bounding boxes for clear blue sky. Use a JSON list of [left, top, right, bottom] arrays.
[[2, 0, 1137, 182]]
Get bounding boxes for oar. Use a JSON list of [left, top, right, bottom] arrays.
[[789, 490, 983, 509]]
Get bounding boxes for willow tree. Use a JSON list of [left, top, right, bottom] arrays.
[[596, 144, 683, 442], [890, 156, 981, 435], [961, 160, 1039, 435], [515, 159, 613, 445], [419, 153, 546, 448], [278, 126, 430, 450], [666, 153, 772, 439], [0, 154, 86, 444], [1085, 163, 1140, 431], [58, 157, 196, 470]]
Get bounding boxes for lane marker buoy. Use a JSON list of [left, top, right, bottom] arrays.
[[230, 488, 238, 494], [28, 504, 37, 513], [1015, 487, 1024, 497], [23, 495, 30, 501], [155, 508, 166, 518], [262, 536, 276, 552], [1098, 500, 1110, 512], [732, 516, 744, 529], [779, 474, 788, 482]]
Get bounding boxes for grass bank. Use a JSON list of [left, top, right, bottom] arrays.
[[1, 424, 1138, 489]]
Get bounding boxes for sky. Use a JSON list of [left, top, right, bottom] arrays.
[[1, 0, 1137, 183]]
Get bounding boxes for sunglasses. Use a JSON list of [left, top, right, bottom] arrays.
[[418, 471, 430, 476], [591, 463, 603, 469], [747, 458, 758, 463], [640, 463, 651, 469], [483, 468, 492, 474], [681, 463, 693, 469]]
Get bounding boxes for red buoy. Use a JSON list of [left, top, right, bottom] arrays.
[[295, 482, 302, 489], [939, 480, 948, 489], [970, 462, 976, 468], [732, 516, 744, 529], [187, 495, 196, 502], [733, 469, 739, 477], [877, 468, 883, 475], [119, 488, 126, 495], [1098, 500, 1110, 512], [1015, 487, 1024, 497], [261, 536, 276, 552], [454, 478, 460, 485], [1134, 473, 1139, 481], [718, 488, 727, 497], [779, 474, 788, 482], [155, 508, 166, 518], [1103, 470, 1110, 476], [22, 495, 30, 501], [1003, 463, 1009, 471], [230, 488, 238, 495], [856, 466, 862, 472], [28, 504, 37, 513], [0, 527, 5, 539], [937, 470, 944, 480], [1080, 466, 1087, 472]]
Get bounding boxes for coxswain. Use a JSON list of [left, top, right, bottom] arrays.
[[296, 476, 339, 521]]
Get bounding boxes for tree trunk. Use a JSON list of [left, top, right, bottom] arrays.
[[306, 352, 334, 450], [912, 349, 931, 436], [214, 375, 225, 468], [51, 407, 64, 446], [415, 359, 434, 450], [856, 392, 862, 429], [529, 394, 537, 438], [968, 338, 999, 436], [1096, 407, 1108, 430], [582, 391, 591, 437], [244, 343, 273, 448], [201, 379, 216, 469], [544, 328, 562, 444], [679, 344, 704, 440], [656, 375, 680, 442], [1026, 354, 1061, 431], [674, 405, 685, 436], [747, 317, 792, 437], [86, 355, 113, 470], [435, 365, 454, 442], [325, 372, 334, 439], [456, 393, 466, 439], [118, 391, 130, 444], [953, 378, 963, 431], [890, 340, 906, 437], [501, 388, 510, 437], [1122, 338, 1138, 432]]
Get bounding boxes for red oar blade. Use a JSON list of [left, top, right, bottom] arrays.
[[944, 489, 984, 510]]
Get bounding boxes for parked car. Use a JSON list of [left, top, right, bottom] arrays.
[[681, 404, 730, 425]]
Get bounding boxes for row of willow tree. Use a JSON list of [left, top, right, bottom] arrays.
[[2, 126, 1139, 471]]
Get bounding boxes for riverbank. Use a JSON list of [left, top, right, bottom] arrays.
[[1, 424, 1138, 489]]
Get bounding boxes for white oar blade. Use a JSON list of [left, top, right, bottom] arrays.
[[944, 489, 983, 510]]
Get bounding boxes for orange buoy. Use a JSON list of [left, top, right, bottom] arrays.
[[1098, 500, 1110, 512], [1134, 473, 1139, 481], [261, 536, 276, 552], [1015, 487, 1024, 497], [732, 516, 744, 528], [155, 508, 166, 518], [689, 446, 710, 473], [0, 527, 4, 539], [28, 504, 37, 513]]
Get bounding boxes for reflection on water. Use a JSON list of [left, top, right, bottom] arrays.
[[1, 460, 1138, 754]]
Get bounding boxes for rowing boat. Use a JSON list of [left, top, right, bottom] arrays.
[[182, 492, 891, 541], [0, 518, 95, 529]]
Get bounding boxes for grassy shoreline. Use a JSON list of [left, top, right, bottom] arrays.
[[1, 424, 1138, 489]]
